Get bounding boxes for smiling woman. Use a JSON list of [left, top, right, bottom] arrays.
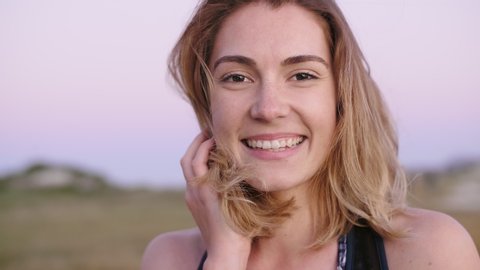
[[142, 1, 480, 270]]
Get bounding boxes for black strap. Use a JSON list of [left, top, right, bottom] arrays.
[[197, 251, 207, 270], [345, 225, 389, 270]]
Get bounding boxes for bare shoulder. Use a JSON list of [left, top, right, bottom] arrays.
[[386, 207, 480, 269], [141, 228, 205, 270]]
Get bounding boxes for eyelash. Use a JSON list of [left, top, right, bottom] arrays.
[[220, 73, 252, 83], [291, 72, 318, 81]]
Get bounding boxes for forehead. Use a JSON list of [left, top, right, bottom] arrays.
[[210, 3, 331, 65]]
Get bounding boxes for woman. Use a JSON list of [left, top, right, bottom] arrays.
[[143, 1, 480, 269]]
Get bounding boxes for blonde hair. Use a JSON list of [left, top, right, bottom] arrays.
[[169, 0, 407, 248]]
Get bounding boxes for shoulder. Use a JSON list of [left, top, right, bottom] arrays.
[[141, 228, 205, 270], [386, 207, 480, 269]]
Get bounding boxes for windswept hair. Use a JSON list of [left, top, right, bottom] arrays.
[[169, 0, 407, 248]]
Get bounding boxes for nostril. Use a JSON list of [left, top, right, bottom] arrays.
[[249, 83, 290, 121], [250, 98, 289, 121]]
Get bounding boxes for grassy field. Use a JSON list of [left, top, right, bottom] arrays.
[[0, 189, 194, 270], [0, 189, 478, 270]]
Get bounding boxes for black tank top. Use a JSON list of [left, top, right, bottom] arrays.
[[197, 225, 389, 270]]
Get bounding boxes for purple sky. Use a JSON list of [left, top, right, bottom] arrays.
[[1, 0, 479, 187]]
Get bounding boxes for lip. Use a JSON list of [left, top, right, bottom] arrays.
[[241, 133, 306, 161]]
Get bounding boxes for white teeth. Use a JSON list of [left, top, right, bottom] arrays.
[[287, 138, 293, 147], [263, 141, 271, 149], [245, 137, 304, 151], [271, 140, 280, 149]]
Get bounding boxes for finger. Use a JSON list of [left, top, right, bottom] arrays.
[[184, 139, 216, 211], [182, 133, 208, 166], [191, 138, 215, 177], [181, 133, 208, 180]]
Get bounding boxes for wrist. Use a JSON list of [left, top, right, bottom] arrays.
[[204, 254, 249, 270], [205, 242, 251, 270]]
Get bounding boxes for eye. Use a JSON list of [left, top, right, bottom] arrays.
[[292, 72, 318, 81], [221, 73, 253, 83]]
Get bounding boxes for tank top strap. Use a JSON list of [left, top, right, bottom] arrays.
[[344, 225, 389, 270], [197, 251, 207, 270]]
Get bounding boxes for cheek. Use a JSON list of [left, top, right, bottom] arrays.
[[301, 93, 336, 124], [210, 105, 226, 140], [211, 114, 226, 140], [318, 108, 337, 142], [210, 94, 242, 142], [299, 89, 337, 143]]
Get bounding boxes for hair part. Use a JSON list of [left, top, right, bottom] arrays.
[[170, 0, 407, 248]]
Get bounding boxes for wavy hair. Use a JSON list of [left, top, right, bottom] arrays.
[[169, 0, 407, 248]]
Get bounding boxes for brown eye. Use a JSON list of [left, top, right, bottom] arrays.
[[221, 74, 252, 83], [231, 75, 246, 82], [293, 72, 317, 81]]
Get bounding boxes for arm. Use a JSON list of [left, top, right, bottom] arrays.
[[180, 132, 252, 270], [142, 133, 251, 270]]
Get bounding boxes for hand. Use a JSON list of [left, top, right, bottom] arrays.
[[181, 132, 251, 270]]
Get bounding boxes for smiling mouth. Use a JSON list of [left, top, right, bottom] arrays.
[[241, 136, 305, 152]]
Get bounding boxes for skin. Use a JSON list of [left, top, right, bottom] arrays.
[[209, 1, 336, 193], [142, 3, 480, 270]]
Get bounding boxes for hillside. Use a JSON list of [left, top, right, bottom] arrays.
[[0, 163, 112, 192]]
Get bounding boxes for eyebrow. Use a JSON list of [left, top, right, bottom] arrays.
[[213, 55, 256, 71], [282, 55, 329, 69], [212, 54, 329, 71]]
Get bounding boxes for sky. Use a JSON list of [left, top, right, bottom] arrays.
[[1, 0, 479, 188]]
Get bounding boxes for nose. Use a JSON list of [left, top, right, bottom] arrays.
[[250, 81, 289, 122]]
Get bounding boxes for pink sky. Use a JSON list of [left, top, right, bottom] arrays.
[[1, 0, 479, 187]]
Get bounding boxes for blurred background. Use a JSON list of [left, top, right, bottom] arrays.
[[0, 0, 479, 269]]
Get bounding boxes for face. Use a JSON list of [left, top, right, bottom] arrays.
[[208, 3, 337, 192]]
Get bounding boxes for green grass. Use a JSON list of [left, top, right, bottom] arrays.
[[0, 189, 478, 269], [0, 189, 194, 270]]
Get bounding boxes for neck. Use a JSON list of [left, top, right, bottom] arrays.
[[248, 183, 338, 269], [256, 183, 317, 253]]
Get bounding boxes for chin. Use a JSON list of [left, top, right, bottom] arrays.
[[245, 172, 308, 193]]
